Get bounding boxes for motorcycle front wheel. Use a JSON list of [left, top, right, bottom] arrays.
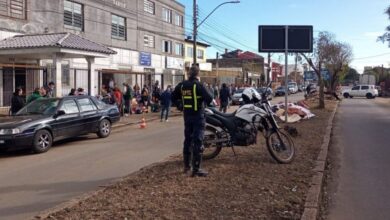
[[266, 130, 295, 163], [202, 126, 223, 160]]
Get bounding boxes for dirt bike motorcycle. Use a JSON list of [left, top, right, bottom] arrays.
[[203, 84, 295, 163]]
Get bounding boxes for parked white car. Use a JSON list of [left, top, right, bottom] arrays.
[[288, 82, 299, 94], [342, 85, 378, 99]]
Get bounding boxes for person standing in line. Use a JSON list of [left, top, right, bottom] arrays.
[[11, 88, 25, 115], [141, 85, 149, 112], [27, 88, 42, 103], [172, 66, 213, 177], [46, 82, 55, 98], [123, 82, 133, 116], [219, 83, 231, 113], [113, 87, 123, 115], [160, 85, 172, 122], [68, 88, 76, 96]]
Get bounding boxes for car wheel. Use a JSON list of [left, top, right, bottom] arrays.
[[97, 119, 111, 138], [343, 93, 349, 98], [32, 130, 53, 153], [349, 96, 353, 98], [366, 93, 373, 99]]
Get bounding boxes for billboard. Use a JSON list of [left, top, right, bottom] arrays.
[[258, 25, 313, 53], [304, 70, 331, 81]]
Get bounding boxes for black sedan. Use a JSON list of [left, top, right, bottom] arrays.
[[274, 86, 290, 96], [0, 96, 120, 153]]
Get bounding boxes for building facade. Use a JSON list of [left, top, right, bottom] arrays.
[[207, 50, 265, 86], [0, 0, 185, 108], [183, 39, 212, 80]]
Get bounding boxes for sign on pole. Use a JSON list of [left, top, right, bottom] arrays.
[[258, 25, 313, 122], [258, 25, 313, 53]]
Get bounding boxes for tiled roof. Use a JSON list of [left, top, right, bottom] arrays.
[[0, 33, 116, 55]]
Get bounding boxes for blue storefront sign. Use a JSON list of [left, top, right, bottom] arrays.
[[304, 69, 331, 81], [139, 52, 151, 66]]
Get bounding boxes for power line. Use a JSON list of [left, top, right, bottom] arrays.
[[353, 52, 390, 60]]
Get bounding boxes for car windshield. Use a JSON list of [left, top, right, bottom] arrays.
[[234, 89, 244, 94], [277, 87, 284, 90], [16, 98, 60, 116]]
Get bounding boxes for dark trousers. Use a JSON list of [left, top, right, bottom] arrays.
[[219, 101, 228, 113], [183, 114, 205, 171], [161, 105, 171, 120], [124, 98, 132, 114]]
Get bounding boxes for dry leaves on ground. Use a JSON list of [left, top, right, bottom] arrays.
[[43, 101, 338, 220]]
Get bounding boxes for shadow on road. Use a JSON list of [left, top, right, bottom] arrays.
[[0, 135, 98, 159], [0, 178, 114, 217]]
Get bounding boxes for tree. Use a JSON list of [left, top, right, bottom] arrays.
[[301, 32, 332, 108], [378, 5, 390, 47], [325, 42, 353, 91], [301, 32, 353, 108], [341, 67, 359, 84]]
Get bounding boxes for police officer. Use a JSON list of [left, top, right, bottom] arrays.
[[172, 66, 213, 177]]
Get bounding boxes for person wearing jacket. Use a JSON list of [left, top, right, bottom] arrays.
[[27, 88, 42, 103], [160, 85, 172, 122], [113, 87, 123, 114], [219, 83, 231, 113], [11, 88, 25, 115], [172, 66, 213, 177], [123, 83, 133, 115]]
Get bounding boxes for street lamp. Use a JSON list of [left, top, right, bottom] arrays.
[[192, 0, 240, 67]]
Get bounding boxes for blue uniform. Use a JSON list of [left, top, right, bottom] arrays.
[[172, 77, 213, 173]]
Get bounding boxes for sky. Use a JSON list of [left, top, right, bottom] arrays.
[[178, 0, 390, 73]]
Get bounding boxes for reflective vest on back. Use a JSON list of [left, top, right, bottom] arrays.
[[181, 82, 202, 112]]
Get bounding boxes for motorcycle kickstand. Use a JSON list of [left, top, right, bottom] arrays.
[[230, 145, 238, 158]]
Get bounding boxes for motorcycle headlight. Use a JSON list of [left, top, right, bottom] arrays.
[[0, 128, 21, 135], [239, 98, 243, 102]]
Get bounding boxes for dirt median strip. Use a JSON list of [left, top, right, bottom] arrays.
[[34, 101, 338, 220]]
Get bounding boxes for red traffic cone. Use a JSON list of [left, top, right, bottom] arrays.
[[139, 117, 147, 129]]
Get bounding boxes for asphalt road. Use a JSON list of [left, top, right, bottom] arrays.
[[0, 118, 184, 220], [328, 97, 390, 220], [0, 92, 304, 220]]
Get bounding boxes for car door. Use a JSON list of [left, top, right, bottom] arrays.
[[76, 98, 101, 133], [360, 85, 369, 96], [53, 99, 82, 138], [350, 86, 360, 96]]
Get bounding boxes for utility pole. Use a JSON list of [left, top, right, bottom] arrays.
[[267, 52, 271, 84], [216, 52, 219, 84], [381, 64, 384, 83], [193, 0, 197, 67], [294, 53, 298, 82]]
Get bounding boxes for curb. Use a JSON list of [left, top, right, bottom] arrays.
[[300, 102, 339, 220], [112, 113, 182, 129]]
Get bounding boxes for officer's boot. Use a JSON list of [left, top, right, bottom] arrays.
[[191, 154, 208, 177], [183, 153, 191, 174]]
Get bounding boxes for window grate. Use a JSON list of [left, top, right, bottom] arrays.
[[0, 0, 26, 19], [144, 0, 155, 14], [111, 14, 126, 40], [64, 0, 84, 31]]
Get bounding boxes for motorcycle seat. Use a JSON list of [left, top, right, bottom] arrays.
[[210, 108, 236, 118]]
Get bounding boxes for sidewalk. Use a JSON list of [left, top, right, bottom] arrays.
[[113, 109, 182, 128]]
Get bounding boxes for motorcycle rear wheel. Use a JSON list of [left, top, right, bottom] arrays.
[[202, 126, 223, 160], [266, 130, 295, 163]]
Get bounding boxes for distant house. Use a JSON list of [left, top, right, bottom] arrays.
[[207, 49, 265, 86]]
